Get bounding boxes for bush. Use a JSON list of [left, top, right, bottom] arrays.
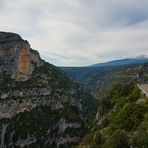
[[127, 87, 141, 102], [94, 131, 105, 145], [132, 130, 148, 147], [110, 103, 144, 130], [103, 130, 129, 148], [98, 97, 112, 116], [119, 103, 144, 130], [79, 132, 94, 147], [132, 122, 148, 148]]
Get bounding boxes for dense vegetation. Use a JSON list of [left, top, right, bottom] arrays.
[[0, 61, 99, 147], [80, 83, 148, 148], [0, 106, 86, 147], [62, 63, 148, 99]]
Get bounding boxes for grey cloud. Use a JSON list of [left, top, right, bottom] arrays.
[[0, 0, 148, 66]]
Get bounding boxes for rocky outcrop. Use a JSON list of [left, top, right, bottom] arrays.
[[0, 32, 42, 81], [0, 32, 98, 147]]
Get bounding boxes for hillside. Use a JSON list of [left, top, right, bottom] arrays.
[[0, 32, 98, 147], [62, 61, 148, 147], [61, 56, 148, 81], [80, 83, 148, 148], [61, 63, 148, 98]]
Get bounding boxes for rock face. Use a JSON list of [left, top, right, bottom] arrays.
[[0, 32, 41, 81], [0, 32, 98, 147]]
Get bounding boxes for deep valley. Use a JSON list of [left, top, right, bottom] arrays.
[[0, 32, 148, 148]]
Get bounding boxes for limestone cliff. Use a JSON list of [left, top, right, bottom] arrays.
[[0, 32, 41, 81], [0, 32, 98, 147]]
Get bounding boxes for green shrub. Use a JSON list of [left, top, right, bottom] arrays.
[[98, 97, 112, 116], [132, 130, 148, 147], [103, 130, 129, 148], [127, 87, 141, 102], [94, 131, 105, 145], [110, 103, 144, 131], [79, 132, 94, 147], [132, 122, 148, 148], [120, 103, 144, 130]]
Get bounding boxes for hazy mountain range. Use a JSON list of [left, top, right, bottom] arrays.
[[91, 56, 148, 67]]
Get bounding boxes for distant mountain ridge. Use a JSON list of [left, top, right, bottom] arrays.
[[61, 56, 148, 82], [91, 56, 148, 67], [61, 61, 148, 99]]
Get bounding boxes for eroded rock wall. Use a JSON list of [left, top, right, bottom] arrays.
[[0, 32, 41, 81]]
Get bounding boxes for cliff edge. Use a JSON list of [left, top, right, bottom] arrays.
[[0, 32, 41, 81]]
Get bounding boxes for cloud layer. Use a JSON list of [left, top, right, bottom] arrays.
[[0, 0, 148, 66]]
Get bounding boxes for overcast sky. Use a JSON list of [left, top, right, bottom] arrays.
[[0, 0, 148, 66]]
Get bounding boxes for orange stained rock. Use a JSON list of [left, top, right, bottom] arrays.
[[18, 48, 30, 74]]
